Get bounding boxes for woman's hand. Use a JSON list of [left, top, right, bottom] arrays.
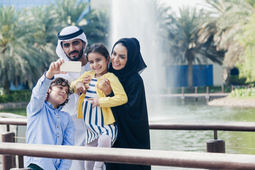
[[87, 98, 99, 108], [97, 78, 112, 96], [76, 81, 88, 95]]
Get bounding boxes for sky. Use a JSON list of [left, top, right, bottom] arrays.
[[158, 0, 205, 13]]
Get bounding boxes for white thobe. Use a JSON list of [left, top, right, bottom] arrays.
[[56, 63, 91, 170]]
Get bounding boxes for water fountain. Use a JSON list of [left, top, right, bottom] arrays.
[[110, 0, 166, 94]]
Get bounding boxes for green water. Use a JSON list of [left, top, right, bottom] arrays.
[[2, 98, 255, 169], [147, 98, 255, 154], [147, 98, 255, 169]]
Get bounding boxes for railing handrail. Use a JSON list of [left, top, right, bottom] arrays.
[[1, 118, 255, 131], [149, 121, 255, 131], [0, 118, 27, 125], [1, 142, 255, 169]]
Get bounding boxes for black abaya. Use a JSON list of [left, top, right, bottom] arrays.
[[106, 73, 151, 170], [107, 38, 151, 170]]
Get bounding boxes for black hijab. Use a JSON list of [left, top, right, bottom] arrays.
[[109, 38, 147, 83]]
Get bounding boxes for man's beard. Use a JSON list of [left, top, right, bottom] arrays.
[[65, 48, 84, 61]]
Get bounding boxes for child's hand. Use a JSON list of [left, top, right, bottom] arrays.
[[87, 98, 99, 108], [76, 82, 88, 95], [46, 59, 66, 79], [83, 75, 91, 84]]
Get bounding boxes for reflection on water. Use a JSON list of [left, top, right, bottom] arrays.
[[2, 98, 255, 169], [147, 97, 255, 169]]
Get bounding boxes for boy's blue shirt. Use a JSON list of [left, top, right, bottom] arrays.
[[25, 74, 75, 170]]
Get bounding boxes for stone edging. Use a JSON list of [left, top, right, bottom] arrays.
[[208, 97, 255, 107]]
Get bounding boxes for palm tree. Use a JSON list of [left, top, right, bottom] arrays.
[[84, 8, 110, 46], [167, 6, 224, 90], [53, 0, 110, 47], [236, 12, 255, 82], [199, 0, 253, 85], [54, 0, 91, 26], [0, 6, 47, 93], [25, 5, 60, 69]]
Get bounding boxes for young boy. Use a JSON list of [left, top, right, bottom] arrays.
[[25, 59, 75, 170]]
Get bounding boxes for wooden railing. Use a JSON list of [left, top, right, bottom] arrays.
[[2, 118, 255, 169], [1, 142, 255, 170], [2, 118, 255, 139]]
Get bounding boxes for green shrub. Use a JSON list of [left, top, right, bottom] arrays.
[[0, 90, 32, 103], [230, 75, 247, 85], [230, 88, 255, 97]]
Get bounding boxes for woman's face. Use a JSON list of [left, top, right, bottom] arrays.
[[111, 43, 128, 70]]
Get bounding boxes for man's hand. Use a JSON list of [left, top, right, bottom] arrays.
[[97, 78, 112, 96], [46, 59, 66, 79], [76, 81, 88, 95]]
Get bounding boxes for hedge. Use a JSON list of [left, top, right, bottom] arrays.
[[0, 90, 32, 103]]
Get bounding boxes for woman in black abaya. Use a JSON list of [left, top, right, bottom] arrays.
[[106, 38, 151, 170]]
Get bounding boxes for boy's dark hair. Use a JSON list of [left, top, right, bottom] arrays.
[[86, 43, 109, 60], [48, 77, 72, 107]]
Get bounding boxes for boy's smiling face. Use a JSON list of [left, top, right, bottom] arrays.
[[47, 84, 68, 109]]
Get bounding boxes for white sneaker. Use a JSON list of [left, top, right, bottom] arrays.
[[93, 163, 105, 170], [93, 165, 103, 170]]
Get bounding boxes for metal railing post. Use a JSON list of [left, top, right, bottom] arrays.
[[2, 132, 16, 170], [7, 124, 10, 132], [207, 130, 225, 154], [18, 155, 24, 168], [206, 86, 210, 102], [181, 87, 185, 103], [195, 87, 198, 101]]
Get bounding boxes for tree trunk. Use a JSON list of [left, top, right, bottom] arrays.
[[187, 57, 193, 92], [223, 67, 231, 87], [3, 80, 10, 94]]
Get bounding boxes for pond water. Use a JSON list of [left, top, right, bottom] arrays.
[[147, 97, 255, 169], [1, 98, 255, 170]]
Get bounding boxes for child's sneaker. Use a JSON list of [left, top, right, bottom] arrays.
[[93, 165, 103, 170]]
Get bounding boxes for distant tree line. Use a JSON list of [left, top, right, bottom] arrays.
[[0, 0, 109, 93], [1, 0, 255, 94]]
